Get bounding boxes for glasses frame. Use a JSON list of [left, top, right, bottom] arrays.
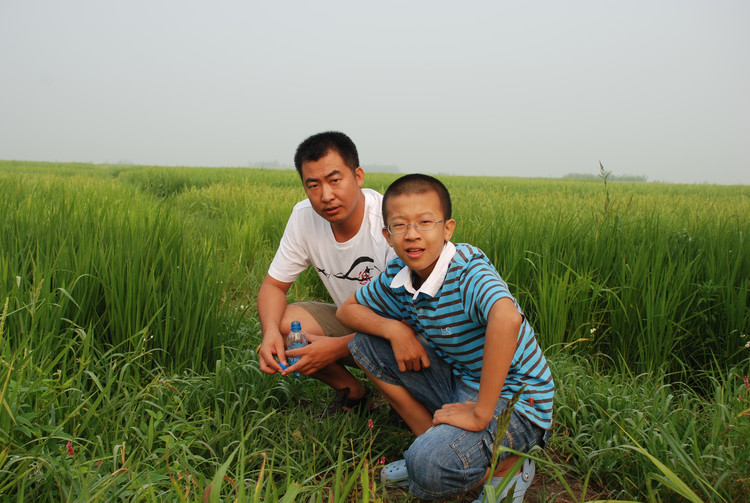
[[385, 219, 445, 235]]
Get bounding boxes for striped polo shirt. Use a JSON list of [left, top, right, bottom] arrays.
[[355, 241, 554, 430]]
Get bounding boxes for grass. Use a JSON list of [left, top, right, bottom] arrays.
[[0, 173, 229, 371], [2, 312, 747, 501], [1, 160, 749, 501], [548, 353, 749, 501]]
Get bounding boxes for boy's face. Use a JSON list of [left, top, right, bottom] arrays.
[[382, 191, 456, 282]]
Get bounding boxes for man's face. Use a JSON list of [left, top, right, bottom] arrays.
[[300, 149, 364, 227], [382, 191, 455, 281]]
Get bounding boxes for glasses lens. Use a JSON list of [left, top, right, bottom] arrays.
[[388, 224, 406, 235], [414, 220, 436, 231], [388, 220, 443, 234]]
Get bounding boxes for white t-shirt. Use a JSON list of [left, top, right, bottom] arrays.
[[268, 188, 395, 306]]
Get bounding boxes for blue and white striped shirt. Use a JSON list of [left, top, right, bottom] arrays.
[[355, 242, 554, 429]]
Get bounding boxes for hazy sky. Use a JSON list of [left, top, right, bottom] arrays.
[[1, 1, 748, 184]]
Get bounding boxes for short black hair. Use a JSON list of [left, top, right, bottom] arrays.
[[382, 174, 452, 222], [293, 131, 359, 177]]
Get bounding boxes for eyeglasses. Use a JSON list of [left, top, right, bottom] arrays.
[[385, 219, 445, 235]]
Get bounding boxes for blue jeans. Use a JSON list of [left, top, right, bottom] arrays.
[[349, 332, 548, 500]]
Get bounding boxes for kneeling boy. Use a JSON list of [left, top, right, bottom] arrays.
[[337, 174, 554, 502]]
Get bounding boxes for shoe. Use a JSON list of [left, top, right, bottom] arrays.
[[323, 387, 372, 417], [472, 458, 535, 503], [380, 459, 409, 488]]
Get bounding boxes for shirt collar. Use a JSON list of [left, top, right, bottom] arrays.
[[391, 241, 456, 299]]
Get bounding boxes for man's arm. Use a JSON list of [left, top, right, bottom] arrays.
[[257, 275, 357, 377], [337, 295, 430, 372], [432, 297, 520, 431], [257, 274, 293, 373]]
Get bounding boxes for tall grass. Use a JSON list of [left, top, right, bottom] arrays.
[[0, 308, 404, 501], [0, 173, 228, 371], [549, 353, 749, 502], [1, 161, 748, 501], [4, 162, 746, 377], [2, 309, 745, 501], [448, 175, 750, 379]]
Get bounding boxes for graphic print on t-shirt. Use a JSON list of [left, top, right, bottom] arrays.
[[316, 256, 382, 286]]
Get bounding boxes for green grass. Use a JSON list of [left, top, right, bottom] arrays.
[[0, 174, 228, 371], [1, 161, 748, 501], [2, 311, 746, 501]]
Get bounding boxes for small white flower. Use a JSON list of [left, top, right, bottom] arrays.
[[745, 341, 750, 349], [590, 328, 597, 334]]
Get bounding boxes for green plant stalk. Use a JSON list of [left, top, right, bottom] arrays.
[[597, 404, 719, 503]]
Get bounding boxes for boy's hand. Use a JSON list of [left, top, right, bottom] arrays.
[[432, 401, 492, 432], [337, 296, 429, 371], [390, 323, 431, 372]]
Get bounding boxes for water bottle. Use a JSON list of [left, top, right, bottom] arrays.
[[286, 320, 308, 376]]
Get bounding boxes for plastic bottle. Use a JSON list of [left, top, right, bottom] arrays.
[[286, 320, 308, 376]]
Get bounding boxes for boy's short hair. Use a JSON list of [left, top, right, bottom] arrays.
[[382, 173, 452, 222], [294, 131, 360, 177]]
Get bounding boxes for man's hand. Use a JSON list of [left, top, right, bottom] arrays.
[[432, 401, 492, 432], [256, 275, 294, 374], [390, 324, 431, 372], [258, 331, 286, 374], [282, 333, 345, 376]]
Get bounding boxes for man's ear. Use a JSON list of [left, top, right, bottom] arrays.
[[355, 166, 365, 188]]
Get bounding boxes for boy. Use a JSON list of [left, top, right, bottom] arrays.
[[337, 174, 554, 502], [257, 131, 395, 415]]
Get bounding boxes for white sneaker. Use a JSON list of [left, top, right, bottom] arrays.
[[472, 458, 535, 503]]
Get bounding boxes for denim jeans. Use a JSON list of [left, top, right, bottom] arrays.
[[349, 332, 548, 500]]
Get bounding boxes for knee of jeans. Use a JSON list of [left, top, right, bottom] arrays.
[[405, 428, 474, 497], [348, 332, 366, 353]]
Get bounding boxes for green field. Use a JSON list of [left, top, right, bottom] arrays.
[[1, 161, 748, 501]]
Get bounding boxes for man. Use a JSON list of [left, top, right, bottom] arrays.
[[257, 131, 395, 415]]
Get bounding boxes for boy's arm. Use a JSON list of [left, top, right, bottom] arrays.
[[337, 295, 431, 372], [432, 297, 521, 431]]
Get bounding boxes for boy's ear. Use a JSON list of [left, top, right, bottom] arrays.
[[382, 226, 393, 246], [443, 219, 456, 241]]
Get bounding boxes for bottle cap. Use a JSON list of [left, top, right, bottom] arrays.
[[291, 320, 301, 332]]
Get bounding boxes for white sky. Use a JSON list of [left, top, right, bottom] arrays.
[[1, 1, 748, 184]]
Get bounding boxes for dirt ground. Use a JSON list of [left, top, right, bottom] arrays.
[[387, 468, 614, 502], [522, 471, 613, 503]]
